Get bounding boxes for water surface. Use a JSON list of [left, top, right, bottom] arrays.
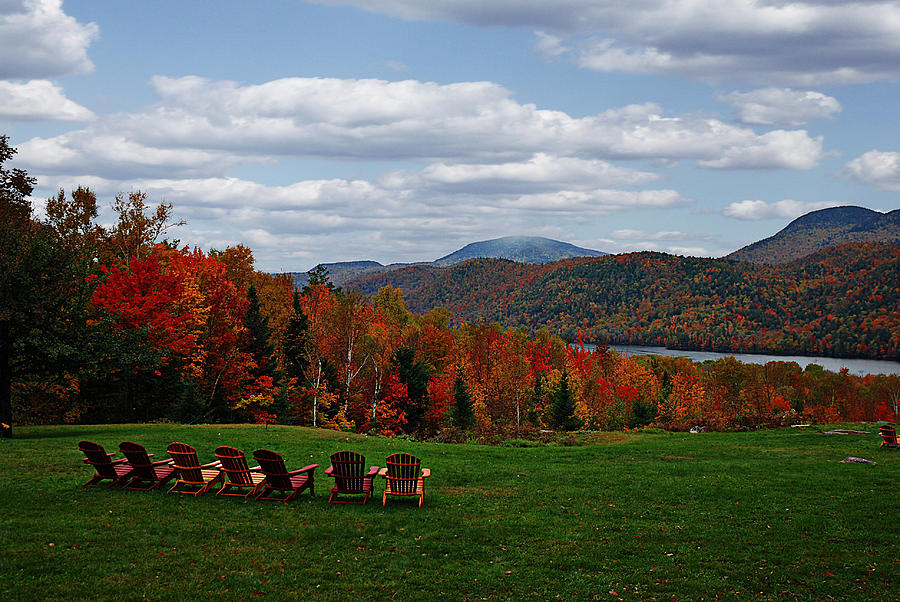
[[600, 344, 900, 376]]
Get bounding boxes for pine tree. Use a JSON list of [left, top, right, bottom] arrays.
[[244, 285, 278, 382], [551, 369, 581, 431], [451, 367, 475, 430], [283, 290, 310, 381], [393, 346, 430, 435]]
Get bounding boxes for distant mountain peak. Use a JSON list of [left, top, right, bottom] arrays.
[[728, 205, 900, 264], [433, 235, 606, 267]]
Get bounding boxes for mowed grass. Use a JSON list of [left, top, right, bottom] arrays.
[[1, 424, 897, 601]]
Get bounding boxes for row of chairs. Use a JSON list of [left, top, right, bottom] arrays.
[[78, 441, 430, 507]]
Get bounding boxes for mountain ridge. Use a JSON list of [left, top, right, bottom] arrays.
[[284, 235, 605, 288], [727, 206, 900, 264]]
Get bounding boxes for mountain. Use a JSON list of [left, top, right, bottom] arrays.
[[727, 206, 900, 264], [433, 236, 606, 267], [344, 242, 899, 360], [282, 236, 606, 286], [285, 261, 420, 289]]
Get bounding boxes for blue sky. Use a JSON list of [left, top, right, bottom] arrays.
[[2, 0, 899, 272]]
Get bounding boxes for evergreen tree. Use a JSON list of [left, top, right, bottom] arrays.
[[282, 290, 310, 381], [244, 284, 280, 387], [551, 369, 581, 431], [526, 373, 543, 425], [451, 367, 475, 430], [303, 264, 335, 294], [393, 346, 431, 435]]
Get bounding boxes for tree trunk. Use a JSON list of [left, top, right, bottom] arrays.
[[1, 319, 12, 438]]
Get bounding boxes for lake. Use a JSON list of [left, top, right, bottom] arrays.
[[593, 344, 900, 376]]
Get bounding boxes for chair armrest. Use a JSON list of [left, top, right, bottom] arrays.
[[365, 465, 380, 478], [201, 460, 222, 469], [288, 464, 319, 476], [378, 467, 388, 477], [249, 465, 262, 471], [324, 465, 334, 477], [421, 468, 431, 478], [151, 458, 174, 467]]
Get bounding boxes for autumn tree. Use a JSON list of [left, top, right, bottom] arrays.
[[108, 191, 184, 263]]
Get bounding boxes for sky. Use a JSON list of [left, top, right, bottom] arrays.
[[2, 0, 899, 272]]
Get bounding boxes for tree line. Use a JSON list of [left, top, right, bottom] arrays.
[[2, 136, 898, 438]]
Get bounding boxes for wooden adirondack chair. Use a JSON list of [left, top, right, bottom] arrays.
[[166, 442, 223, 496], [214, 445, 266, 499], [379, 452, 430, 507], [118, 441, 176, 491], [879, 425, 899, 448], [252, 449, 318, 503], [78, 441, 134, 487], [324, 450, 379, 504]]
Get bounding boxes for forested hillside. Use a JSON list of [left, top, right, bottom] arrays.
[[346, 242, 900, 360], [727, 206, 900, 264]]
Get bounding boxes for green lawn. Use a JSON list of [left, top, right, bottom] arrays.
[[1, 424, 897, 600]]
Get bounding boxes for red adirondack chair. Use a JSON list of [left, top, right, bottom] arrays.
[[379, 452, 430, 507], [214, 445, 266, 499], [252, 449, 318, 503], [118, 441, 176, 491], [879, 425, 899, 448], [166, 442, 223, 496], [324, 450, 379, 504], [78, 441, 133, 487]]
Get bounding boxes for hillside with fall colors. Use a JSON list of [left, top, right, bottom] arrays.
[[345, 242, 900, 360], [727, 206, 900, 264]]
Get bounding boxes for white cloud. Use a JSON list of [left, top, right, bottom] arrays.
[[392, 153, 661, 194], [842, 150, 900, 191], [723, 199, 842, 220], [698, 130, 823, 170], [0, 0, 97, 78], [312, 0, 900, 86], [16, 76, 825, 179], [16, 132, 245, 179], [0, 80, 94, 121], [721, 88, 842, 126], [534, 31, 568, 62], [610, 229, 709, 242]]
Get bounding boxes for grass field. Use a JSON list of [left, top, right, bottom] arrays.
[[1, 423, 897, 600]]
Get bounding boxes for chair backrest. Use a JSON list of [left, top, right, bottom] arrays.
[[253, 449, 291, 489], [167, 442, 202, 482], [119, 441, 157, 480], [330, 450, 367, 491], [880, 425, 898, 445], [79, 441, 118, 478], [385, 452, 421, 494], [215, 446, 255, 485]]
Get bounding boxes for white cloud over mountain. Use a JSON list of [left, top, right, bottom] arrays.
[[313, 0, 900, 85], [842, 150, 900, 191], [18, 76, 826, 177], [723, 199, 842, 220]]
